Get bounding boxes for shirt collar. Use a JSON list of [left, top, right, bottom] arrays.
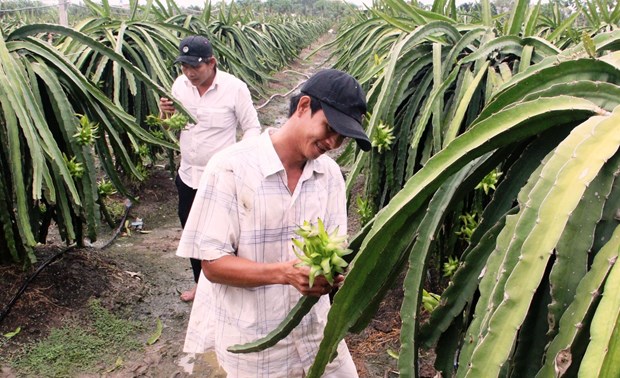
[[211, 69, 220, 89], [258, 129, 326, 178]]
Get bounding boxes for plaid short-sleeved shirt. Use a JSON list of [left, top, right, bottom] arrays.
[[176, 130, 357, 377]]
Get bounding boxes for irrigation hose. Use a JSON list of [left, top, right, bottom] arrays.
[[0, 200, 132, 324], [98, 199, 133, 250], [0, 243, 76, 324], [1, 54, 333, 325], [254, 52, 336, 110], [256, 72, 309, 110]]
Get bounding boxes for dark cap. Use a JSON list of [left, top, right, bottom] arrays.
[[301, 69, 371, 151], [174, 35, 213, 67]]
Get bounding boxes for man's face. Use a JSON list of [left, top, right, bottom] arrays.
[[180, 58, 215, 88], [299, 108, 345, 160]]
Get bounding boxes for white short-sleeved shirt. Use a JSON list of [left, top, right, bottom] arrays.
[[172, 69, 261, 189], [176, 130, 357, 377]]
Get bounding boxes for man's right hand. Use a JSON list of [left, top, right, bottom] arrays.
[[201, 256, 339, 298], [285, 259, 341, 297], [159, 97, 175, 117]]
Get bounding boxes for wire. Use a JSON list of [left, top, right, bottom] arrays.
[[0, 2, 66, 12], [0, 199, 132, 324], [256, 72, 310, 110], [0, 243, 76, 324], [0, 1, 204, 16]]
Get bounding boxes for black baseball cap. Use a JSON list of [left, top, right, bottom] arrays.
[[174, 35, 213, 67], [301, 69, 371, 151]]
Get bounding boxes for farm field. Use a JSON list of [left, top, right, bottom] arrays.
[[0, 34, 425, 377], [2, 0, 620, 376]]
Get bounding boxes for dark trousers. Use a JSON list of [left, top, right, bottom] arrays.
[[175, 174, 202, 283]]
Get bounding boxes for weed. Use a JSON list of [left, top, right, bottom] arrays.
[[11, 299, 143, 377], [475, 168, 502, 195], [442, 256, 459, 278], [455, 212, 479, 243], [356, 195, 374, 226], [422, 289, 441, 313], [104, 199, 127, 223]]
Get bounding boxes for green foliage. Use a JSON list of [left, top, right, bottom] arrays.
[[371, 120, 395, 153], [0, 1, 330, 264], [228, 295, 320, 353], [62, 154, 85, 179], [97, 178, 117, 198], [455, 212, 478, 243], [73, 114, 99, 146], [261, 2, 620, 376], [422, 289, 441, 312], [538, 0, 581, 47], [0, 22, 181, 262], [11, 300, 142, 377], [355, 195, 374, 226], [582, 29, 597, 57], [105, 200, 127, 222], [0, 1, 58, 25], [146, 113, 189, 131], [474, 168, 501, 195], [574, 0, 620, 32], [240, 0, 352, 17], [442, 255, 458, 278], [309, 87, 619, 378]]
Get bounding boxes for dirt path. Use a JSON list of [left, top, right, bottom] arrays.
[[0, 33, 407, 377]]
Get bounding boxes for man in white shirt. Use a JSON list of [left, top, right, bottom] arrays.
[[160, 35, 261, 302], [177, 69, 371, 377]]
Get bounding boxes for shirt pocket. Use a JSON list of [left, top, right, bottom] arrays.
[[197, 107, 234, 129]]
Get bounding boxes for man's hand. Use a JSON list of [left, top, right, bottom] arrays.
[[201, 255, 343, 297], [284, 259, 344, 297], [159, 97, 175, 118]]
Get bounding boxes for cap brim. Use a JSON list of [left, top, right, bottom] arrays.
[[321, 103, 371, 151], [174, 55, 203, 67]]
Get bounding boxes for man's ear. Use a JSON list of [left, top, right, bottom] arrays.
[[295, 95, 312, 117]]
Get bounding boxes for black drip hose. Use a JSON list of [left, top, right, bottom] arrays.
[[0, 200, 132, 324]]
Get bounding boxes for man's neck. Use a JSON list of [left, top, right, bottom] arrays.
[[196, 69, 216, 96], [270, 128, 303, 163], [196, 81, 213, 96]]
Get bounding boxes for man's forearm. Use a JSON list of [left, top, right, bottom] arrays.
[[201, 255, 338, 297], [201, 255, 287, 287]]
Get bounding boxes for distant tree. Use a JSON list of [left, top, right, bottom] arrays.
[[262, 0, 346, 17], [492, 0, 512, 15], [265, 0, 294, 13], [458, 1, 497, 23], [314, 0, 349, 17]]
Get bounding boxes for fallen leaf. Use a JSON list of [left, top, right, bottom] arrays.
[[387, 348, 399, 360], [3, 327, 21, 339], [146, 318, 163, 345], [125, 271, 142, 279], [106, 356, 124, 373]]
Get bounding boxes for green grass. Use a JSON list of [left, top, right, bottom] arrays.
[[104, 198, 130, 223], [11, 299, 143, 377]]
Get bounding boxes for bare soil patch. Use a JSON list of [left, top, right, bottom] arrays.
[[1, 33, 435, 377]]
